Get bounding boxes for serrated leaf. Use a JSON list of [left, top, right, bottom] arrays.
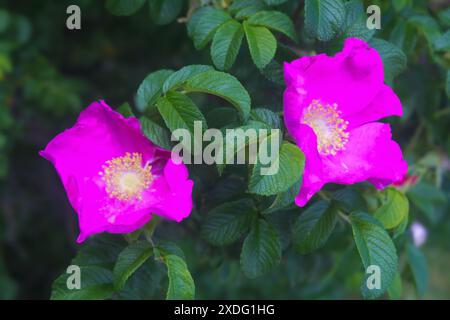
[[156, 92, 207, 153], [350, 212, 398, 299], [408, 15, 441, 50], [51, 266, 114, 300], [211, 20, 244, 70], [343, 0, 375, 41], [263, 0, 288, 5], [373, 187, 409, 229], [243, 22, 277, 69], [162, 65, 213, 93], [183, 70, 251, 120], [105, 0, 146, 16], [262, 179, 300, 214], [113, 241, 153, 291], [247, 11, 297, 42], [149, 0, 183, 25], [202, 198, 256, 246], [136, 69, 174, 112], [232, 0, 267, 20], [370, 38, 407, 83], [260, 59, 284, 85], [250, 108, 282, 130], [407, 242, 428, 298], [140, 116, 172, 150], [305, 0, 346, 41], [292, 201, 338, 253], [332, 188, 367, 213], [161, 253, 195, 300], [240, 219, 281, 278], [249, 141, 304, 196], [188, 7, 231, 50]]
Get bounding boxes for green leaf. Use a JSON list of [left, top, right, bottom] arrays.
[[156, 91, 207, 151], [113, 241, 153, 291], [247, 11, 297, 42], [202, 198, 256, 246], [350, 212, 398, 299], [136, 69, 174, 112], [408, 15, 441, 50], [105, 0, 146, 16], [240, 219, 281, 278], [304, 0, 346, 41], [387, 272, 402, 300], [262, 179, 300, 214], [51, 266, 114, 300], [408, 182, 447, 224], [260, 59, 284, 85], [149, 0, 183, 25], [292, 201, 338, 253], [407, 242, 428, 297], [230, 0, 267, 20], [332, 188, 367, 213], [250, 108, 282, 130], [162, 65, 213, 93], [243, 21, 277, 69], [140, 116, 172, 150], [374, 187, 409, 229], [343, 0, 375, 41], [211, 20, 244, 70], [370, 38, 407, 83], [249, 141, 305, 196], [188, 7, 232, 50], [160, 249, 195, 300], [183, 70, 251, 120]]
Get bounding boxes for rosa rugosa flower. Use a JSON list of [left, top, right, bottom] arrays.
[[40, 101, 193, 243], [284, 38, 408, 207]]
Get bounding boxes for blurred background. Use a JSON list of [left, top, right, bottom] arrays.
[[0, 0, 449, 299]]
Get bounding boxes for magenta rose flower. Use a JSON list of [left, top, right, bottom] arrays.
[[40, 101, 193, 243], [283, 38, 408, 207]]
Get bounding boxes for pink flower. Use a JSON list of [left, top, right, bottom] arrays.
[[40, 101, 193, 243], [283, 38, 408, 207]]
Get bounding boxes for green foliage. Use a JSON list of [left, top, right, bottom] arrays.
[[304, 0, 346, 41], [292, 201, 338, 254], [240, 219, 281, 278], [350, 212, 398, 299], [407, 243, 428, 298], [374, 187, 409, 230]]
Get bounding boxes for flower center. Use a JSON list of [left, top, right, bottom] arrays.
[[301, 99, 349, 156], [101, 152, 153, 201]]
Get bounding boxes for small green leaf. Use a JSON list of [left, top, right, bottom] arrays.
[[240, 219, 281, 278], [243, 21, 277, 69], [305, 0, 346, 41], [140, 116, 172, 150], [370, 38, 407, 83], [106, 0, 146, 16], [211, 20, 244, 70], [183, 70, 251, 120], [250, 108, 282, 130], [434, 30, 450, 51], [202, 198, 256, 246], [343, 0, 375, 41], [230, 0, 267, 20], [188, 7, 232, 49], [249, 142, 305, 196], [51, 266, 114, 300], [117, 102, 134, 118], [350, 212, 398, 299], [113, 241, 153, 291], [262, 0, 288, 5], [262, 179, 300, 214], [292, 201, 338, 253], [160, 247, 195, 300], [247, 11, 297, 42], [156, 91, 207, 152], [407, 242, 428, 298], [148, 0, 183, 25], [136, 69, 174, 112], [162, 65, 213, 93], [374, 187, 409, 229]]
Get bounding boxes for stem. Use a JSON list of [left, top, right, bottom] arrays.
[[143, 215, 162, 247], [338, 210, 351, 224]]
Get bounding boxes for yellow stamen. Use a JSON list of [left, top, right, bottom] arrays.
[[101, 152, 153, 201], [302, 99, 349, 156]]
